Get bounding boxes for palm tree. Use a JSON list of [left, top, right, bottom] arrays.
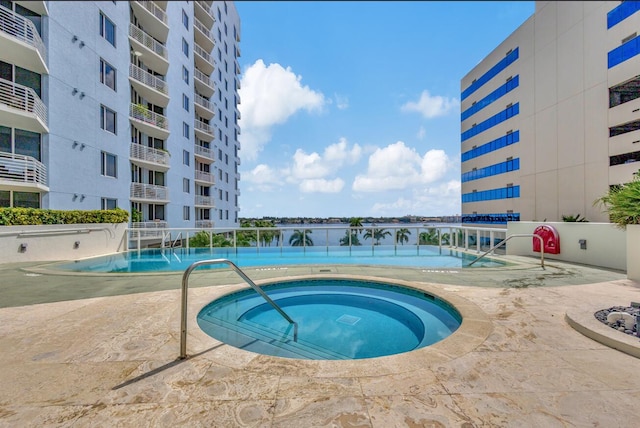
[[363, 228, 391, 245], [419, 228, 439, 245], [339, 230, 362, 246], [349, 217, 364, 235], [289, 229, 314, 246], [395, 228, 411, 245], [595, 174, 640, 228]]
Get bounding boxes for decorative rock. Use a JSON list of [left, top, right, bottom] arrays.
[[595, 306, 640, 338], [618, 326, 626, 332]]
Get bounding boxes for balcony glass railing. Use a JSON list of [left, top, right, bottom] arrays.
[[194, 120, 213, 136], [194, 69, 213, 87], [195, 170, 214, 184], [195, 195, 214, 206], [194, 93, 212, 111], [129, 23, 167, 59], [194, 43, 213, 64], [0, 77, 47, 125], [194, 17, 212, 37], [0, 151, 47, 187], [195, 220, 214, 228], [0, 5, 47, 63], [134, 0, 167, 24], [129, 64, 167, 94], [129, 103, 169, 130], [194, 144, 213, 159], [130, 143, 170, 167], [130, 182, 168, 201]]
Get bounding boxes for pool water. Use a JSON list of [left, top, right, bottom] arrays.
[[55, 246, 505, 273], [197, 279, 462, 360]]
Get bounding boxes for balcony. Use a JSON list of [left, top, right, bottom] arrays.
[[130, 182, 169, 202], [0, 77, 48, 133], [0, 151, 48, 192], [128, 64, 169, 108], [0, 4, 48, 74], [194, 17, 214, 52], [130, 221, 168, 239], [129, 143, 170, 172], [194, 144, 214, 162], [194, 43, 214, 75], [131, 1, 169, 43], [194, 69, 214, 98], [195, 195, 214, 207], [129, 23, 169, 75], [194, 93, 214, 119], [129, 103, 170, 140], [194, 119, 214, 141], [195, 170, 214, 184], [195, 220, 214, 229], [194, 0, 214, 28], [14, 1, 48, 16]]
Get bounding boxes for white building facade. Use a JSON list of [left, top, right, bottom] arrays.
[[460, 1, 640, 225], [0, 0, 241, 229]]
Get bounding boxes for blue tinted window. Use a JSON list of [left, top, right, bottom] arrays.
[[461, 131, 520, 162], [462, 76, 519, 121], [461, 48, 519, 101], [461, 212, 520, 225], [461, 158, 520, 182], [461, 103, 519, 142], [461, 185, 520, 203], [608, 35, 640, 68], [608, 1, 640, 29]]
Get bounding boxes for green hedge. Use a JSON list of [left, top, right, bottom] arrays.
[[0, 208, 129, 226]]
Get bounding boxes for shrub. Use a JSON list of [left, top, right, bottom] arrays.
[[0, 208, 129, 226], [594, 175, 640, 229]]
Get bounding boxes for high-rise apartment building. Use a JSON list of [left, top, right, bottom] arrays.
[[0, 0, 241, 229], [460, 1, 640, 225]]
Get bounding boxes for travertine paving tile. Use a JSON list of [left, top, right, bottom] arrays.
[[272, 396, 371, 427], [365, 394, 473, 428]]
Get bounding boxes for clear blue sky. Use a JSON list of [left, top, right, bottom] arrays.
[[235, 1, 535, 219]]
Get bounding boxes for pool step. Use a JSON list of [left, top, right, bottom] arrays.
[[198, 316, 350, 360]]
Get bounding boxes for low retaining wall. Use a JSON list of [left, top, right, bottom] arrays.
[[0, 223, 127, 263], [628, 225, 640, 281], [506, 222, 627, 272]]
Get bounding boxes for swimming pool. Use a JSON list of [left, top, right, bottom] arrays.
[[54, 245, 506, 273], [197, 278, 462, 360]]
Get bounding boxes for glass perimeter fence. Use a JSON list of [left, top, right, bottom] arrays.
[[126, 224, 508, 256]]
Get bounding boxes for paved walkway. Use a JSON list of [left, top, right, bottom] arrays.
[[1, 257, 639, 427]]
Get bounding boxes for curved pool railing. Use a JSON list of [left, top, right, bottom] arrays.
[[180, 258, 298, 359]]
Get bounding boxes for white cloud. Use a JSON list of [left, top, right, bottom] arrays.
[[290, 138, 362, 181], [371, 180, 461, 215], [352, 141, 450, 192], [244, 164, 280, 184], [238, 60, 325, 161], [334, 93, 349, 110], [401, 90, 459, 118], [299, 178, 345, 193]]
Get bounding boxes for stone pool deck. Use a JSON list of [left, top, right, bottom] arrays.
[[1, 256, 640, 427]]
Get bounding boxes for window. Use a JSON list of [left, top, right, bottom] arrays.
[[101, 198, 117, 210], [183, 206, 190, 221], [99, 12, 116, 46], [225, 172, 228, 183], [182, 66, 189, 84], [100, 59, 116, 91], [219, 189, 223, 200], [224, 41, 228, 54], [225, 154, 228, 164], [183, 178, 190, 193], [218, 149, 222, 160], [225, 191, 228, 201], [183, 122, 190, 139], [218, 49, 222, 61], [219, 169, 223, 180], [101, 152, 117, 177], [100, 105, 116, 134], [182, 38, 189, 57], [183, 94, 190, 112], [182, 9, 189, 29], [183, 149, 190, 165]]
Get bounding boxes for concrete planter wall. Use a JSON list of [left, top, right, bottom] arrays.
[[0, 223, 128, 263], [627, 225, 640, 281], [506, 222, 627, 272]]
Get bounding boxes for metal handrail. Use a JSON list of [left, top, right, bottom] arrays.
[[468, 233, 545, 268], [180, 259, 298, 359]]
